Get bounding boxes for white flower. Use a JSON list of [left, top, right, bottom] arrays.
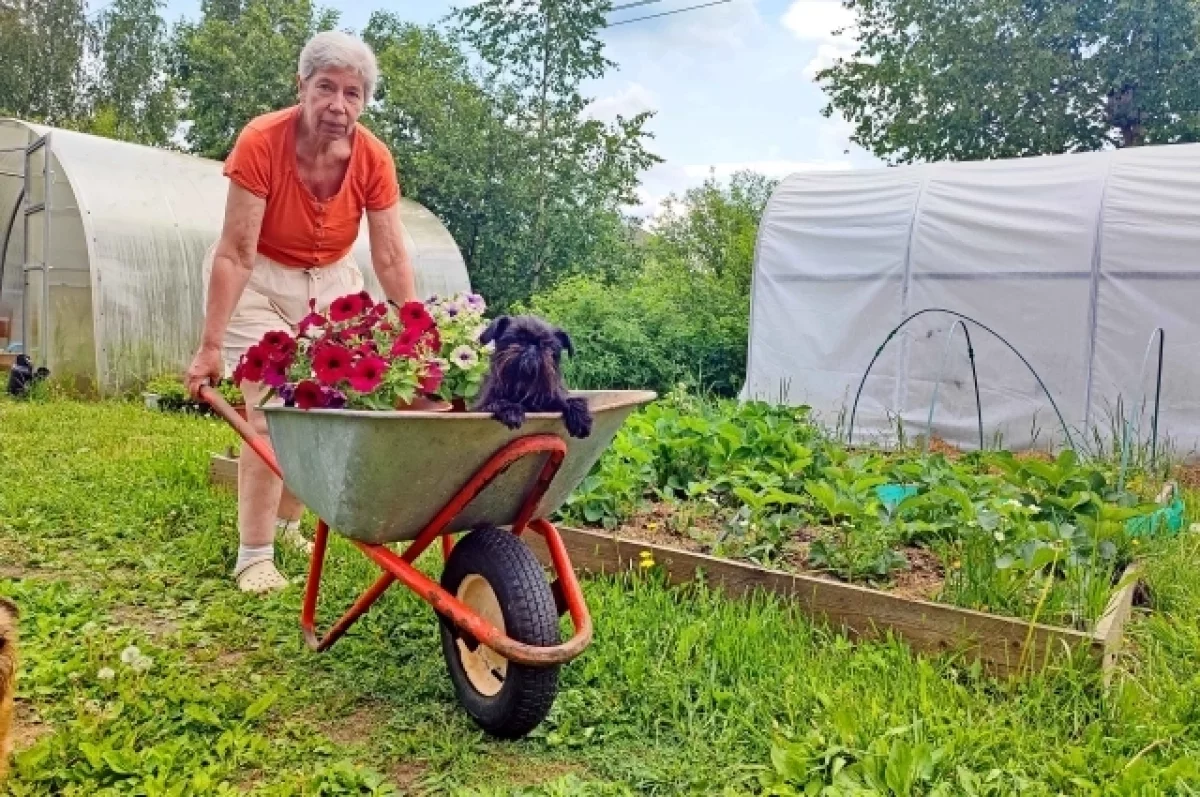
[[451, 345, 479, 370], [120, 645, 141, 665], [131, 654, 153, 673], [97, 667, 115, 681]]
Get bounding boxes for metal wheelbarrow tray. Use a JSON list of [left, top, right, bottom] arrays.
[[201, 386, 655, 739]]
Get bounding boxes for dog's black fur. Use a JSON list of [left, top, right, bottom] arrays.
[[473, 315, 593, 439], [5, 355, 49, 398]]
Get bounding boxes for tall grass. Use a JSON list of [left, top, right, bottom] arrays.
[[0, 396, 1198, 794]]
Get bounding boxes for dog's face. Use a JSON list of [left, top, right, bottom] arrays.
[[479, 315, 573, 402]]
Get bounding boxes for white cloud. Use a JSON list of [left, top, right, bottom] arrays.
[[781, 0, 857, 79], [584, 83, 658, 122], [781, 0, 855, 41]]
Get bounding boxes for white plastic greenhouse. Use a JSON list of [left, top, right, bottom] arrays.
[[742, 143, 1200, 457], [0, 118, 471, 394]]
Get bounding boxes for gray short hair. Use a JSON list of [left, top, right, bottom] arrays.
[[298, 31, 379, 100]]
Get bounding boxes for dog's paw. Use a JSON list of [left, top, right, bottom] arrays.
[[492, 402, 526, 430], [563, 397, 593, 439]]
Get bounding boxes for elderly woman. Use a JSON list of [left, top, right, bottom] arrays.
[[185, 31, 418, 593]]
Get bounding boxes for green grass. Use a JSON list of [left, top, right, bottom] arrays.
[[1, 396, 1198, 794]]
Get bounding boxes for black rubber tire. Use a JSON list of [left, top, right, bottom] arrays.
[[438, 526, 560, 739]]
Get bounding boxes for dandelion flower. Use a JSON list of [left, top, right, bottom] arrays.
[[120, 645, 141, 665], [97, 667, 115, 681]]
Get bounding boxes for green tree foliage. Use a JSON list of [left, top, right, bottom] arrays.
[[649, 169, 776, 296], [363, 15, 530, 304], [0, 0, 89, 125], [526, 170, 775, 396], [171, 0, 338, 159], [86, 0, 176, 146], [436, 0, 661, 307], [818, 0, 1200, 164]]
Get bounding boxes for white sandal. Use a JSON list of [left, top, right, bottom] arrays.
[[235, 560, 289, 594]]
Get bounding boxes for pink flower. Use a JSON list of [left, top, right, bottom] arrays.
[[348, 356, 387, 393], [263, 360, 289, 388]]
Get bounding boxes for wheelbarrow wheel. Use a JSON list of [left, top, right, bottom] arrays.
[[439, 525, 560, 739]]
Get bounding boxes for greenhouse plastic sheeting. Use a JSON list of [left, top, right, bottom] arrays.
[[742, 144, 1200, 456], [0, 118, 471, 393]]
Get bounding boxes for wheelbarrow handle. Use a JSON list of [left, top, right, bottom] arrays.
[[197, 383, 282, 478]]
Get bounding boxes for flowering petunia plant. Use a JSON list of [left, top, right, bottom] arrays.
[[423, 292, 493, 406], [231, 290, 493, 411]]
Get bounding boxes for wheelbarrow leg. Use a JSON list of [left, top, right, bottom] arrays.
[[300, 519, 395, 652]]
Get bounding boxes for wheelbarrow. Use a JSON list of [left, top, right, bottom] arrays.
[[199, 385, 655, 739]]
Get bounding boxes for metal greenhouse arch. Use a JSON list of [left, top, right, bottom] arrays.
[[0, 118, 471, 395]]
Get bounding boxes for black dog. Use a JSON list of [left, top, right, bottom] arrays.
[[5, 355, 49, 398], [474, 315, 593, 439]]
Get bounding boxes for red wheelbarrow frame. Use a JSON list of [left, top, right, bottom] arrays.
[[200, 386, 593, 668]]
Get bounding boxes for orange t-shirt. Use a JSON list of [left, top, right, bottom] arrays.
[[222, 105, 401, 268]]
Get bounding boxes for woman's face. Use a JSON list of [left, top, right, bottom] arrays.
[[298, 67, 366, 142]]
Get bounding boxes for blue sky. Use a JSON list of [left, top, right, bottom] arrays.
[[160, 0, 881, 217]]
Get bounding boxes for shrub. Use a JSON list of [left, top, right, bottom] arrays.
[[523, 259, 749, 397]]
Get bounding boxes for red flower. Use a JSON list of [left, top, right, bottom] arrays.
[[294, 380, 323, 410], [357, 291, 374, 304], [263, 360, 289, 388], [391, 339, 416, 359], [329, 294, 365, 323], [312, 344, 354, 385], [419, 361, 444, 395], [237, 344, 269, 384], [268, 337, 297, 363], [400, 301, 434, 332], [420, 327, 441, 352], [348, 356, 387, 393], [298, 310, 328, 338], [356, 341, 379, 358], [262, 330, 292, 351], [373, 302, 389, 317]]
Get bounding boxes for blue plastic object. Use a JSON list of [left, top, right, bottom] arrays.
[[877, 483, 919, 513], [1126, 497, 1186, 539]]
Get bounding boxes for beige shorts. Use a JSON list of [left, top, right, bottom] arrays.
[[202, 245, 366, 378]]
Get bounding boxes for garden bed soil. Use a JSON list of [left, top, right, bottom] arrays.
[[523, 524, 1142, 679], [607, 502, 945, 602]]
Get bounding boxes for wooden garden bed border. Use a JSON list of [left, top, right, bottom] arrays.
[[208, 453, 1140, 677]]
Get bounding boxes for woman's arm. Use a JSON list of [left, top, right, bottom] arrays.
[[366, 202, 418, 306], [185, 183, 266, 396]]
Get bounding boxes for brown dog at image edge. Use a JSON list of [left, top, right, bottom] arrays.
[[0, 596, 18, 784]]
